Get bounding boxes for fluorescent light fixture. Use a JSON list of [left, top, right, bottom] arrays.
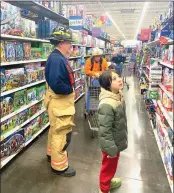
[[134, 2, 149, 40], [98, 0, 127, 40], [106, 12, 127, 40]]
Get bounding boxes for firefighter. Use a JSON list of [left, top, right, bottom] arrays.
[[84, 47, 108, 78], [44, 26, 76, 177]]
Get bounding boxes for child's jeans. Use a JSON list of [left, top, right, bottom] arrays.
[[99, 152, 120, 193]]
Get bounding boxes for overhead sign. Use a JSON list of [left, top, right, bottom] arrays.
[[69, 16, 83, 30]]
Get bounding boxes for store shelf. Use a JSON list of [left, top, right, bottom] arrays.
[[1, 34, 49, 43], [73, 68, 81, 72], [75, 84, 82, 90], [1, 99, 43, 123], [1, 146, 24, 169], [7, 1, 69, 25], [75, 77, 81, 82], [151, 58, 160, 61], [152, 127, 173, 193], [159, 61, 174, 69], [75, 92, 84, 103], [25, 122, 50, 147], [1, 59, 47, 66], [69, 56, 82, 59], [1, 80, 46, 97], [143, 70, 149, 81], [1, 122, 50, 169], [157, 100, 173, 129], [1, 108, 46, 141], [146, 66, 150, 70], [158, 83, 173, 102]]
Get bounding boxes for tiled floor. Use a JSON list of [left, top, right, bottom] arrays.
[[1, 77, 171, 193]]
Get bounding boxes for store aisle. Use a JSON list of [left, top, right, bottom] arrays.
[[1, 77, 171, 193]]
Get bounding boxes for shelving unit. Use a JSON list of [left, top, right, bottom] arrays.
[[158, 83, 173, 101], [1, 59, 47, 66]]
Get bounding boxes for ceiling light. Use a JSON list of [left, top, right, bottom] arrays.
[[98, 1, 127, 40], [134, 2, 149, 40]]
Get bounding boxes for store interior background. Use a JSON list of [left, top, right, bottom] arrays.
[[1, 1, 173, 193]]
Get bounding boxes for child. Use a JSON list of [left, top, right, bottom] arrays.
[[98, 70, 128, 193]]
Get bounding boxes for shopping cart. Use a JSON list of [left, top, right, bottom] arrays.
[[84, 77, 101, 138], [122, 62, 133, 89]]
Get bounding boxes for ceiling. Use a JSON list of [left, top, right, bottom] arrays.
[[62, 1, 170, 40]]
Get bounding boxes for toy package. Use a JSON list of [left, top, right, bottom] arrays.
[[16, 109, 29, 126], [37, 101, 44, 111], [0, 68, 6, 93], [25, 68, 38, 84], [28, 104, 38, 118], [1, 116, 17, 136], [1, 40, 6, 62], [22, 18, 36, 38], [32, 116, 42, 135], [27, 87, 37, 104], [1, 2, 23, 36], [41, 112, 49, 126], [24, 123, 33, 142], [164, 144, 173, 180], [5, 41, 16, 62], [37, 67, 45, 81], [36, 85, 46, 100], [5, 68, 26, 90], [31, 42, 42, 59], [0, 129, 24, 161], [42, 43, 53, 59], [13, 89, 27, 111], [23, 42, 31, 60], [15, 42, 24, 61], [0, 94, 14, 118], [162, 92, 173, 112]]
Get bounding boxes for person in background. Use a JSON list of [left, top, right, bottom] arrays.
[[44, 26, 76, 177], [98, 70, 128, 193], [111, 52, 125, 76], [84, 47, 108, 78]]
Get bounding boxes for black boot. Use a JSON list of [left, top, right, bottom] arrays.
[[51, 166, 76, 177], [47, 155, 51, 162]]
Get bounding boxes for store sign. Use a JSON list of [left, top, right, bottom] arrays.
[[93, 14, 112, 27], [69, 16, 83, 30], [140, 29, 152, 41]]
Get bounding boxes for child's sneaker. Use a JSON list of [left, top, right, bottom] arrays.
[[110, 178, 122, 189]]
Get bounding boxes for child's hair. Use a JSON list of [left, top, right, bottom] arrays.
[[99, 70, 116, 91]]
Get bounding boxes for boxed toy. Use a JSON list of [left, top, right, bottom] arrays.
[[0, 94, 14, 118], [148, 90, 158, 100], [13, 89, 27, 111], [15, 42, 24, 61], [22, 18, 36, 38], [164, 144, 173, 180], [36, 67, 45, 81], [0, 68, 6, 93], [37, 101, 44, 111], [0, 129, 24, 161], [5, 68, 26, 90], [5, 41, 16, 62], [1, 2, 23, 36], [27, 87, 37, 104], [28, 104, 38, 118], [31, 47, 43, 59], [1, 40, 6, 62], [42, 43, 53, 59], [41, 112, 49, 126], [16, 109, 29, 126], [23, 42, 31, 60], [36, 85, 46, 100], [24, 123, 33, 142], [1, 116, 17, 136], [32, 116, 42, 135], [162, 92, 173, 111]]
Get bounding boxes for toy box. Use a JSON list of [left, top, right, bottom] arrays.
[[0, 128, 24, 161], [31, 42, 43, 59], [1, 40, 6, 62], [1, 2, 23, 36], [13, 89, 27, 111], [28, 104, 38, 118], [23, 42, 31, 60], [37, 101, 44, 111], [5, 41, 16, 62], [41, 112, 49, 126], [16, 109, 29, 126], [0, 94, 14, 118], [24, 123, 33, 142], [32, 116, 42, 135], [36, 85, 46, 100], [5, 68, 26, 90], [22, 18, 36, 38], [27, 87, 37, 104], [164, 144, 173, 180], [148, 90, 158, 100], [162, 92, 173, 111], [15, 42, 24, 61], [25, 68, 38, 84], [0, 68, 6, 93], [1, 116, 17, 136], [42, 43, 53, 59], [36, 67, 45, 81]]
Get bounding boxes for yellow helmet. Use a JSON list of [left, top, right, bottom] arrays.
[[92, 47, 103, 56]]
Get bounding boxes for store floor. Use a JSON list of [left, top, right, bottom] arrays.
[[1, 77, 171, 193]]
